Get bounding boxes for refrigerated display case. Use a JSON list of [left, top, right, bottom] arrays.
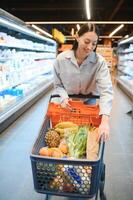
[[117, 35, 133, 118], [0, 9, 57, 132]]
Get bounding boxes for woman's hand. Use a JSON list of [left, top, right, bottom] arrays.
[[98, 115, 110, 141], [61, 98, 72, 110]]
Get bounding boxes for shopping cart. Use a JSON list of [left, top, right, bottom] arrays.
[[30, 94, 106, 200]]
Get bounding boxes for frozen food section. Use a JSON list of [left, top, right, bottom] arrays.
[[0, 9, 57, 132], [117, 36, 133, 101], [117, 36, 133, 118]]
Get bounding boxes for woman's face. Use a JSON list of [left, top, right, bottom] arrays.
[[76, 31, 98, 55]]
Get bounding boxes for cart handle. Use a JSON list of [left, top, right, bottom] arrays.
[[50, 93, 100, 100]]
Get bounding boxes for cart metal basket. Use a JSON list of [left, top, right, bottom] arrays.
[[30, 95, 106, 200]]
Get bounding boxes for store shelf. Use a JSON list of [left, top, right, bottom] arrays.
[[117, 69, 133, 79], [0, 80, 53, 133], [0, 43, 43, 52], [117, 50, 133, 54], [119, 36, 133, 45], [117, 36, 133, 103], [116, 77, 133, 101], [0, 9, 57, 132], [0, 9, 55, 45], [116, 77, 133, 119]]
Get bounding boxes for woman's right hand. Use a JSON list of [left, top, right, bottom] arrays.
[[61, 98, 72, 110]]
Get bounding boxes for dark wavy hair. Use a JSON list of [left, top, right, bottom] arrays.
[[72, 23, 100, 51]]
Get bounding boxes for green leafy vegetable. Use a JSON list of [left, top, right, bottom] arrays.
[[66, 126, 88, 159]]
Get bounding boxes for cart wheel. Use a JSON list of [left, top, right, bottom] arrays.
[[99, 164, 106, 200], [45, 194, 49, 200], [100, 193, 107, 200]]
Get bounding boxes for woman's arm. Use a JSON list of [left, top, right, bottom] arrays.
[[96, 55, 113, 140], [98, 115, 110, 141], [96, 55, 113, 116], [53, 59, 69, 101]]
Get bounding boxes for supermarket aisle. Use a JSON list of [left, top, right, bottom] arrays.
[[104, 85, 133, 200], [0, 86, 133, 200]]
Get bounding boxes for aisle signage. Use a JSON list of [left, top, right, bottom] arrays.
[[52, 28, 65, 43]]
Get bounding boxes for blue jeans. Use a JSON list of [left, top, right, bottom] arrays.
[[84, 98, 96, 105]]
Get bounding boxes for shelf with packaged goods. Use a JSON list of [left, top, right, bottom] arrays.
[[117, 35, 133, 100], [117, 50, 133, 54], [0, 79, 53, 133], [0, 9, 57, 132], [117, 35, 133, 119], [0, 50, 56, 92], [0, 43, 56, 53], [0, 9, 56, 46], [117, 68, 133, 79], [116, 77, 133, 101], [116, 76, 133, 119]]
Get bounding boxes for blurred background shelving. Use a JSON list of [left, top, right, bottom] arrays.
[[0, 9, 57, 132]]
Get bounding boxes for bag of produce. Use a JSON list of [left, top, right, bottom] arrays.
[[86, 128, 99, 161], [65, 126, 88, 159]]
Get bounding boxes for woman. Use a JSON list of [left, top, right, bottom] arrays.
[[53, 23, 113, 140]]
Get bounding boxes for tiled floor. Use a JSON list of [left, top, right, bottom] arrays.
[[0, 85, 133, 200]]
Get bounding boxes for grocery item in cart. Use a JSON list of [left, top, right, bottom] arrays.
[[30, 99, 106, 199], [65, 126, 88, 159], [86, 127, 99, 161], [47, 100, 101, 127], [57, 164, 92, 194]]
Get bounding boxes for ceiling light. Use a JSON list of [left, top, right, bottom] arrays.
[[124, 35, 129, 38], [66, 35, 122, 39], [109, 24, 124, 37], [31, 24, 53, 38], [85, 0, 91, 20], [100, 36, 122, 39], [119, 36, 133, 45], [26, 21, 133, 25], [76, 24, 80, 31], [71, 28, 74, 36]]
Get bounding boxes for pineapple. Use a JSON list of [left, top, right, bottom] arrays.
[[45, 129, 60, 148]]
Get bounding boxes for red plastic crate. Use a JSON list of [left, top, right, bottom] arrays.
[[47, 100, 101, 127]]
